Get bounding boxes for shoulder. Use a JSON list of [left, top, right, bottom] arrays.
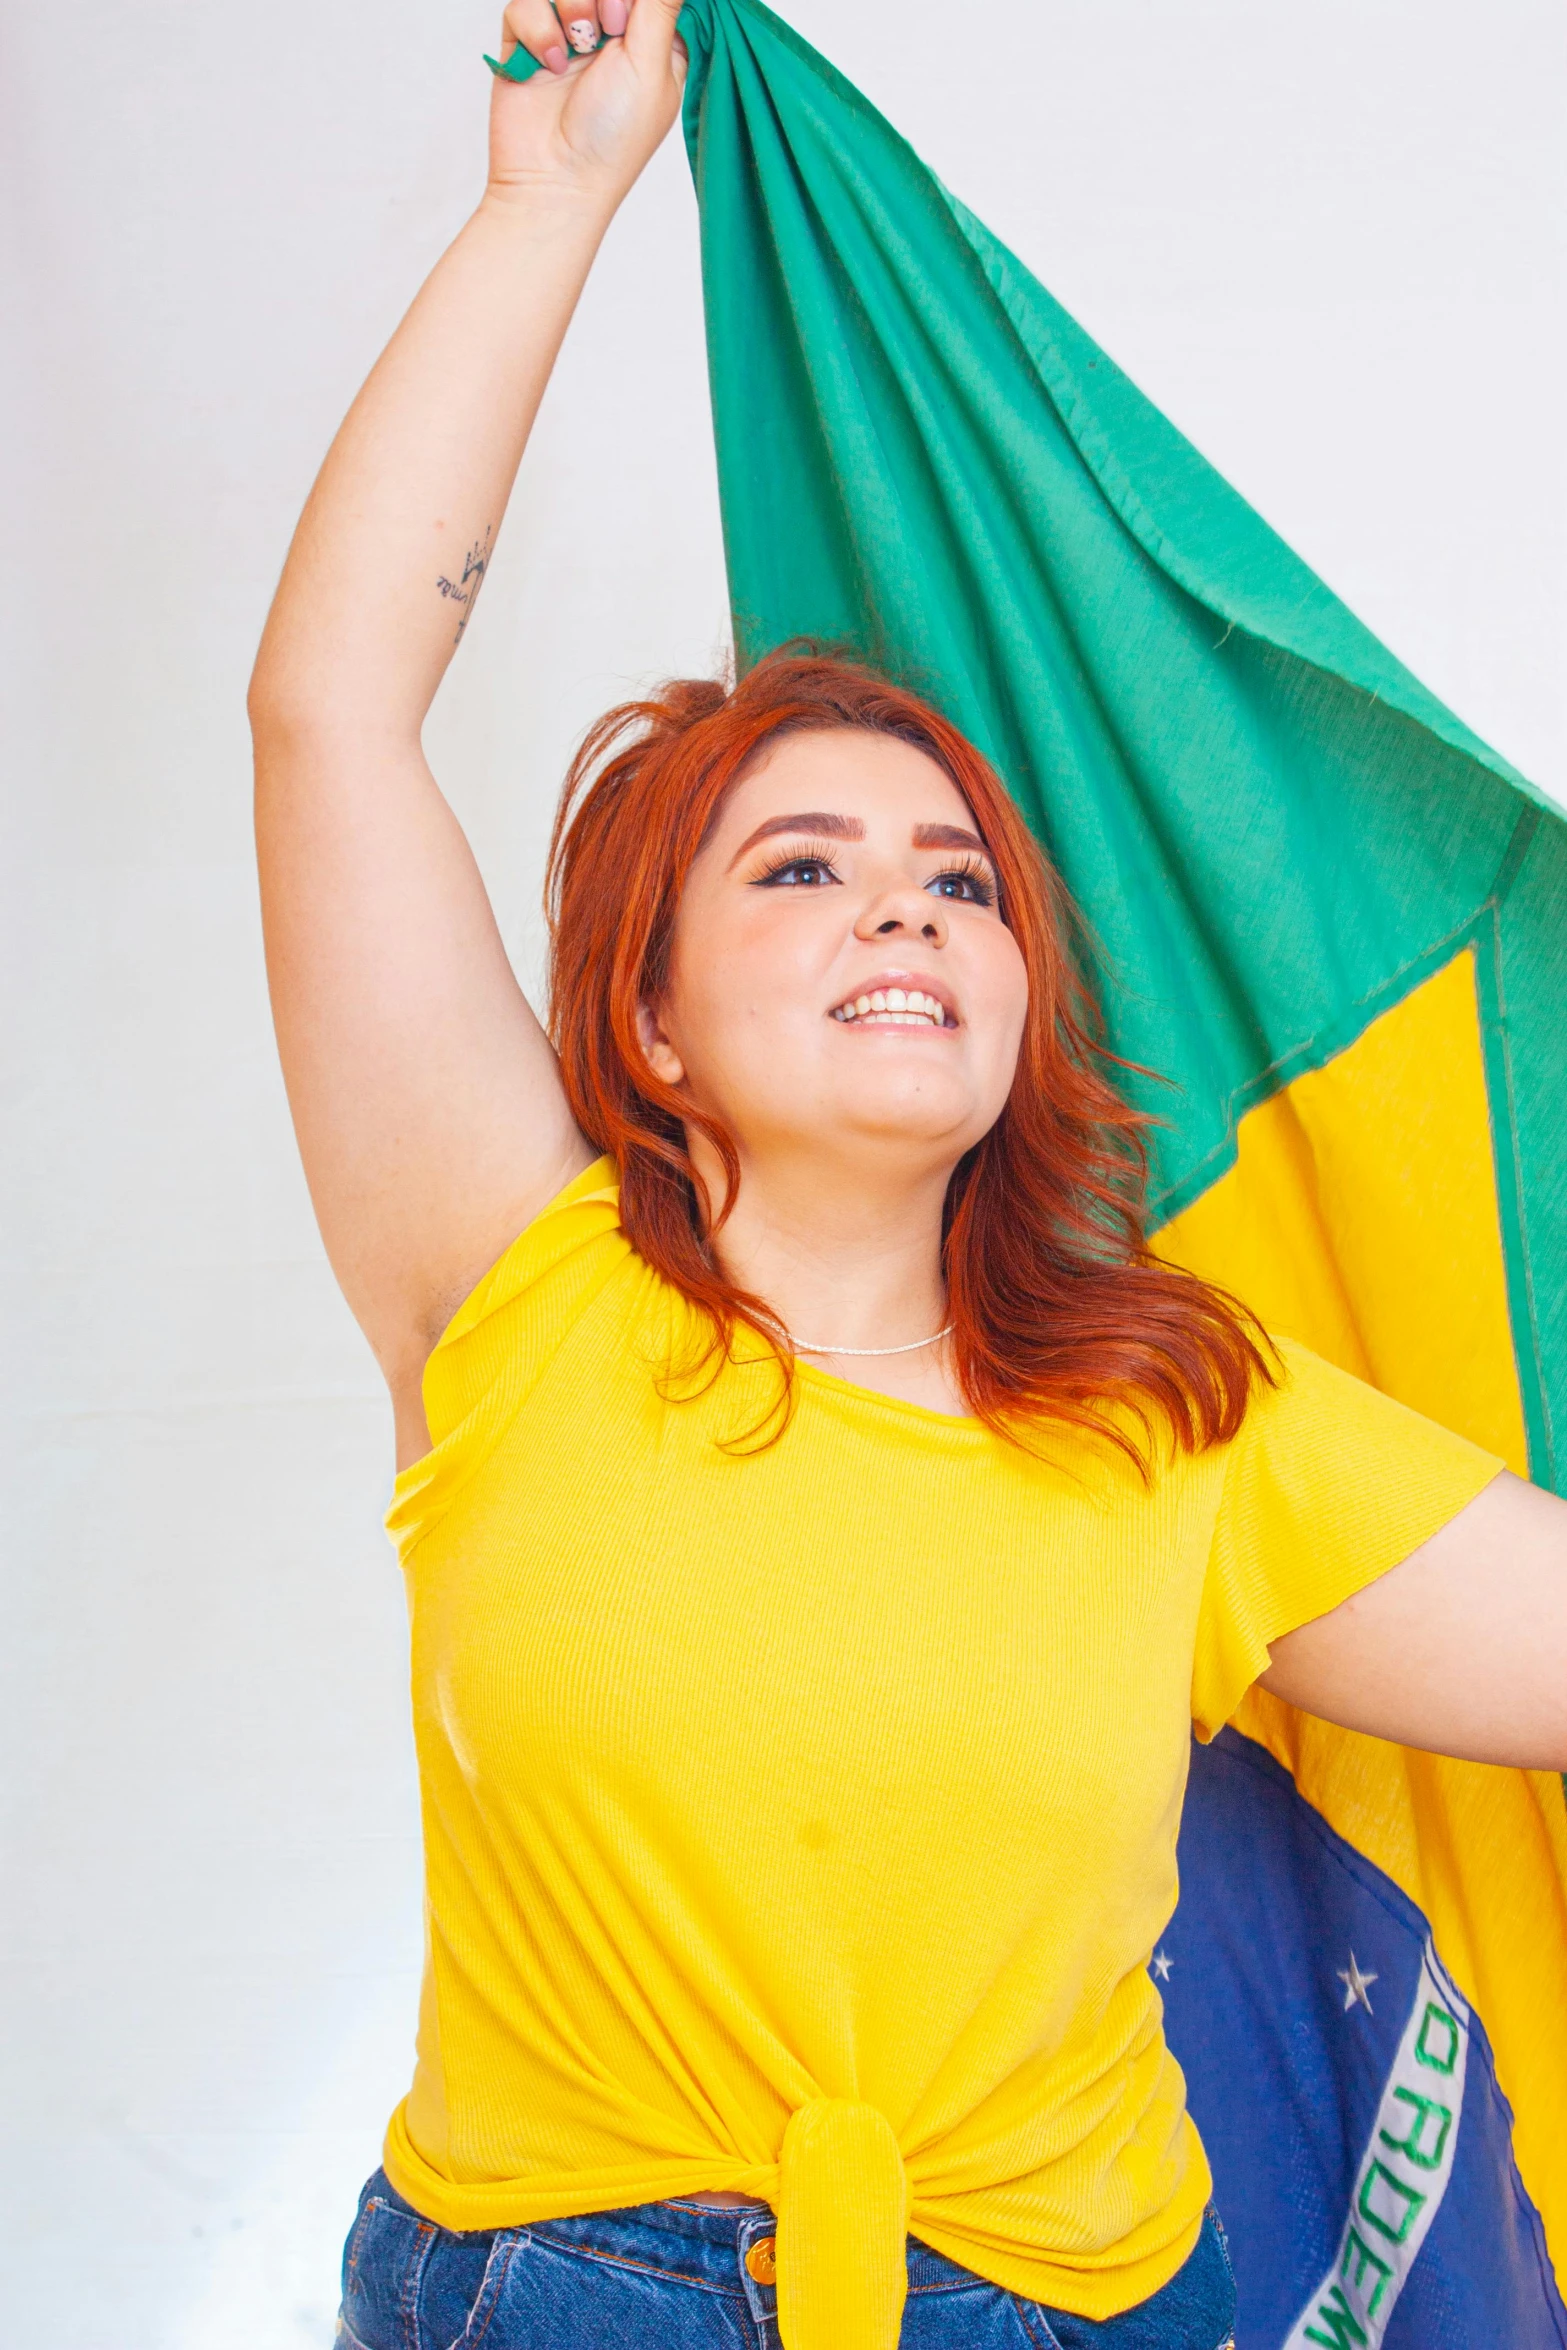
[[389, 1155, 665, 1555], [1236, 1334, 1479, 1447], [419, 1153, 647, 1454], [1215, 1332, 1504, 1542], [434, 1153, 627, 1352]]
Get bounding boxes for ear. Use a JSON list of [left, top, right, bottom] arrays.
[[636, 999, 686, 1088]]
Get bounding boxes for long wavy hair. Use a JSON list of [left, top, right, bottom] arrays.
[[547, 648, 1270, 1460]]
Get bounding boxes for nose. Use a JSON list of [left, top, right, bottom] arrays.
[[853, 879, 948, 948]]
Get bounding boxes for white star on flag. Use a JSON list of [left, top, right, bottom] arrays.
[[1337, 1952, 1377, 2014], [1151, 1949, 1173, 1982]]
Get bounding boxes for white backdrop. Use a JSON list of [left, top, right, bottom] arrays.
[[4, 3, 1562, 2343]]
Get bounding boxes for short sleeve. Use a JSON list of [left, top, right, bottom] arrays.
[[1191, 1338, 1504, 1741], [385, 1155, 626, 1559]]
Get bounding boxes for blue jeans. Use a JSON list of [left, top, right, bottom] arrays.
[[336, 2171, 1236, 2349]]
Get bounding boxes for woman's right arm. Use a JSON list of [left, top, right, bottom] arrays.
[[249, 0, 685, 1460]]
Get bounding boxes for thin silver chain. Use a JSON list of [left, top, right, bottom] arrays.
[[788, 1324, 953, 1359]]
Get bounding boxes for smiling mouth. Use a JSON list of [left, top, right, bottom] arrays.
[[830, 986, 953, 1029]]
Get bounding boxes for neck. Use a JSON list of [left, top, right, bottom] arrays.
[[693, 1136, 953, 1356]]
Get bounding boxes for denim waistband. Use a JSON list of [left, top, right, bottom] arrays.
[[358, 2172, 1235, 2348], [374, 2176, 980, 2293]]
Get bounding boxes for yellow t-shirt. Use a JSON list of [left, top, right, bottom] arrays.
[[381, 1158, 1500, 2347]]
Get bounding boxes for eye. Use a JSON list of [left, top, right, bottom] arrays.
[[926, 859, 996, 908], [752, 846, 843, 889]]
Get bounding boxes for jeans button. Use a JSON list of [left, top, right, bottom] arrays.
[[744, 2235, 777, 2284]]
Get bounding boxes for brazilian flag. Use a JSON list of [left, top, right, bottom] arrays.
[[500, 1, 1567, 2336]]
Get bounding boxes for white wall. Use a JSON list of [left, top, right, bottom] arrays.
[[4, 3, 1561, 2343]]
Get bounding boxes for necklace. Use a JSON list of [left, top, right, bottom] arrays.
[[788, 1323, 953, 1359]]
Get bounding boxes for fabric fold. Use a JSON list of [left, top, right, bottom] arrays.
[[776, 2100, 910, 2350]]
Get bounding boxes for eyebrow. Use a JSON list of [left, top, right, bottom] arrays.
[[726, 811, 992, 868], [913, 822, 990, 854]]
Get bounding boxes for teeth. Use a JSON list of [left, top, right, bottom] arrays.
[[833, 987, 950, 1026]]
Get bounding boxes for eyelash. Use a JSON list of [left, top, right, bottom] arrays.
[[751, 845, 997, 908], [752, 841, 844, 887], [928, 856, 997, 909]]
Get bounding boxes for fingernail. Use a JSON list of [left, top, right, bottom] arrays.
[[545, 41, 568, 71], [565, 17, 598, 50], [601, 0, 628, 30]]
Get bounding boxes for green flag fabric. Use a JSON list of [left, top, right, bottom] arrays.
[[675, 0, 1565, 1367], [496, 7, 1567, 2342]]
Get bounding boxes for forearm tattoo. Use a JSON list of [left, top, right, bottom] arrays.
[[436, 525, 493, 644]]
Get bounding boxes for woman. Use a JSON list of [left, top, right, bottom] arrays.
[[249, 4, 1567, 2346]]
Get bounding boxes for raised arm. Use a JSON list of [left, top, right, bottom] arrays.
[[249, 0, 685, 1462]]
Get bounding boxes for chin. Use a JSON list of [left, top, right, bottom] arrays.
[[823, 1084, 989, 1154]]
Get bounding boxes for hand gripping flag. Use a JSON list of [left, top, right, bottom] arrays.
[[496, 5, 1567, 2340]]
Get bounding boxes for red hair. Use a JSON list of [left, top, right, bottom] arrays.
[[547, 649, 1270, 1460]]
